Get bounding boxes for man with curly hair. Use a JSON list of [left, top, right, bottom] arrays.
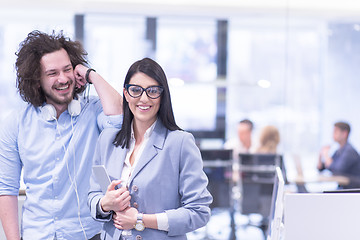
[[0, 30, 123, 240]]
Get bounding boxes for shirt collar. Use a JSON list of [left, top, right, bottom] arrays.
[[130, 119, 157, 141]]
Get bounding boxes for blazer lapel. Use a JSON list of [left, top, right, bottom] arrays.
[[113, 145, 127, 180], [129, 120, 167, 183]]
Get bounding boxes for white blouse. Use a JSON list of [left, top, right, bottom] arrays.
[[121, 119, 169, 232]]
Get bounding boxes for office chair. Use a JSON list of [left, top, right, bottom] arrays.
[[238, 153, 285, 237]]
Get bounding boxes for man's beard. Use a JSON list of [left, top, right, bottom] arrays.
[[44, 80, 75, 105]]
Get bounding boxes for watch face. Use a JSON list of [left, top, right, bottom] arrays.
[[135, 222, 145, 231]]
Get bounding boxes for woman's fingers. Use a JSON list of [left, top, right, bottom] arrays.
[[118, 195, 131, 211], [107, 180, 122, 192]]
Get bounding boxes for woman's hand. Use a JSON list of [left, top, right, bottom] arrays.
[[100, 180, 131, 212], [113, 207, 138, 230]]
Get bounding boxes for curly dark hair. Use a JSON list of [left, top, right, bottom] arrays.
[[15, 30, 88, 106]]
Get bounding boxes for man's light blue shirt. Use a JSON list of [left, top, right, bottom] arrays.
[[0, 96, 122, 240]]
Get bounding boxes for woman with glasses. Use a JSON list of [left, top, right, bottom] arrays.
[[88, 58, 212, 240]]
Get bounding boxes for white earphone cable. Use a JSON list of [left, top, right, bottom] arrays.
[[55, 117, 88, 240]]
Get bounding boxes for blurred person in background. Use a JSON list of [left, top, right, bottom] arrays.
[[256, 125, 280, 154], [224, 118, 254, 160], [318, 121, 360, 188]]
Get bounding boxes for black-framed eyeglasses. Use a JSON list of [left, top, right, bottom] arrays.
[[125, 84, 164, 99]]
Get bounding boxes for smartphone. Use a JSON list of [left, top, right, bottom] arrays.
[[92, 165, 111, 194]]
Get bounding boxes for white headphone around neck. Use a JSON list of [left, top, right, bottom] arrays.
[[40, 99, 81, 121]]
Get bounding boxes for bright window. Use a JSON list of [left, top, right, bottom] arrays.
[[157, 17, 218, 131]]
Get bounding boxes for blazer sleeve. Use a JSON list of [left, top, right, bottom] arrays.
[[87, 129, 113, 222], [166, 132, 213, 236]]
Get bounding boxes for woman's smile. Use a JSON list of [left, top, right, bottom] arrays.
[[137, 105, 151, 111]]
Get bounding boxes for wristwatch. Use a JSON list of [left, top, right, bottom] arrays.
[[134, 213, 145, 231]]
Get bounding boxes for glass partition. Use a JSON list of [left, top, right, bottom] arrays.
[[84, 14, 147, 93], [157, 17, 218, 131]]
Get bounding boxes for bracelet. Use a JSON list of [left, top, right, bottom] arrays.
[[85, 68, 96, 84]]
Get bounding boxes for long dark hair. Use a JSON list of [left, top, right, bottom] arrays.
[[15, 30, 88, 106], [113, 58, 182, 148]]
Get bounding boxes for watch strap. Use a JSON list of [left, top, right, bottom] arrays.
[[134, 213, 145, 231], [137, 213, 143, 221]]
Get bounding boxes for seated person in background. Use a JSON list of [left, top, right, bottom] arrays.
[[224, 118, 254, 160], [318, 121, 360, 187], [256, 125, 280, 154]]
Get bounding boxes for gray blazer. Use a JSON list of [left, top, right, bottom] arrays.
[[88, 120, 213, 240]]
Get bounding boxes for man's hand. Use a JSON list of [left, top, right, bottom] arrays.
[[73, 64, 88, 89], [319, 145, 333, 168]]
